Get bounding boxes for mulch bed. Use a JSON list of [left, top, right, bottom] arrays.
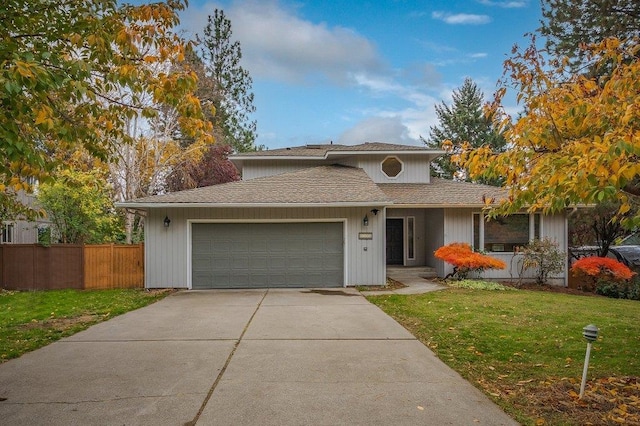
[[358, 277, 408, 291]]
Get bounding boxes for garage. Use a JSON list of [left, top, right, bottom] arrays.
[[191, 222, 344, 289]]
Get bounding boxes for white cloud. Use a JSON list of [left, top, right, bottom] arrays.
[[431, 11, 492, 25], [469, 52, 488, 58], [477, 0, 527, 8], [338, 116, 416, 145], [181, 0, 383, 85]]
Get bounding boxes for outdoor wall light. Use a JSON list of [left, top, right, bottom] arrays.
[[163, 215, 171, 228], [363, 215, 369, 226], [370, 208, 380, 216]]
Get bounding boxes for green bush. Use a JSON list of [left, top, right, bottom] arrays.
[[595, 277, 640, 300]]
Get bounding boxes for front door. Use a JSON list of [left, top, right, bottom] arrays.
[[386, 218, 403, 265]]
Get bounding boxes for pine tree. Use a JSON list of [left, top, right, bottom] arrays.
[[197, 9, 257, 152], [424, 78, 505, 185], [539, 0, 640, 73]]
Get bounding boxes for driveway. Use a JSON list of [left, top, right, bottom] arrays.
[[0, 289, 517, 425]]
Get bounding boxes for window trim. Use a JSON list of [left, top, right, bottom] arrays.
[[1, 223, 15, 244], [472, 213, 542, 253], [380, 156, 404, 179], [406, 216, 415, 260]]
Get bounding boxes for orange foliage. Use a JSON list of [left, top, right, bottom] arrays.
[[571, 257, 635, 281], [435, 243, 506, 278]]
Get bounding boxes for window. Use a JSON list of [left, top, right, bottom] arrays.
[[473, 213, 541, 252], [1, 223, 14, 243], [381, 156, 403, 178], [407, 217, 415, 259]]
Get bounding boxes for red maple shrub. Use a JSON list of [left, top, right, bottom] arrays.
[[571, 256, 636, 295], [571, 257, 634, 281], [435, 242, 506, 279]]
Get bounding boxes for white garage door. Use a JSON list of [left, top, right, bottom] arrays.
[[191, 222, 344, 289]]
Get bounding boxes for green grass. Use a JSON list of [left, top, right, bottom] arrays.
[[0, 289, 170, 362], [367, 288, 640, 425]]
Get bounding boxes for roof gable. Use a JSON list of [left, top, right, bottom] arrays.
[[119, 165, 391, 207], [230, 142, 445, 160], [378, 179, 509, 207]]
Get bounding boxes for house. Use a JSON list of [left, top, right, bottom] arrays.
[[1, 191, 47, 244], [118, 142, 568, 289]]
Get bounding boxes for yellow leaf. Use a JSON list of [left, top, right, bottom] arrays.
[[35, 108, 48, 125]]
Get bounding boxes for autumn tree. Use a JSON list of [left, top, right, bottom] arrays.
[[424, 78, 506, 185], [456, 37, 640, 227], [569, 202, 629, 257], [0, 0, 212, 215], [38, 169, 123, 244], [166, 144, 239, 191], [196, 9, 257, 152], [540, 0, 640, 72]]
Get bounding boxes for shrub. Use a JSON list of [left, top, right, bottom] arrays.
[[435, 243, 506, 279], [518, 238, 565, 284], [571, 256, 636, 297], [447, 279, 516, 291]]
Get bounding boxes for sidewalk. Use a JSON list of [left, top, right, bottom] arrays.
[[364, 266, 448, 296]]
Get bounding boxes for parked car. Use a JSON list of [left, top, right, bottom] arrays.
[[570, 235, 640, 273]]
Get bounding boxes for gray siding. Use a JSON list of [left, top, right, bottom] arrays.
[[354, 155, 430, 183], [386, 208, 428, 266], [1, 192, 47, 244], [424, 209, 445, 275], [442, 209, 568, 285], [240, 154, 431, 183], [145, 206, 386, 288]]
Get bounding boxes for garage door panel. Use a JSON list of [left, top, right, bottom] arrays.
[[192, 222, 343, 289]]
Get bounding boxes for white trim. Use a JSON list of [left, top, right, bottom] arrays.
[[406, 216, 415, 260], [390, 203, 493, 208], [230, 150, 446, 162], [186, 218, 349, 289], [380, 156, 404, 180], [474, 212, 541, 253], [117, 201, 390, 209]]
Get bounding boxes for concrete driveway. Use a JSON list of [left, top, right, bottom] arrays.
[[0, 289, 518, 425]]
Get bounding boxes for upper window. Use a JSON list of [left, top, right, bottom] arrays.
[[1, 223, 14, 244], [381, 156, 403, 178], [473, 213, 541, 252]]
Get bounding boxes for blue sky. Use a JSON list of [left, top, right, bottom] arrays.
[[178, 0, 542, 149]]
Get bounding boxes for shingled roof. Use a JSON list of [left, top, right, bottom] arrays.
[[230, 142, 445, 158], [378, 179, 509, 207], [119, 165, 391, 208]]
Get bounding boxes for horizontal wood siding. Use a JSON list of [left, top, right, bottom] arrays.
[[145, 207, 386, 288]]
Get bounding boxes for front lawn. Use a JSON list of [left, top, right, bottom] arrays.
[[0, 289, 171, 362], [368, 287, 640, 426]]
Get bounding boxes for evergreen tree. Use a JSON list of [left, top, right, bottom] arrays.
[[197, 9, 257, 152], [424, 78, 505, 185], [540, 0, 639, 71]]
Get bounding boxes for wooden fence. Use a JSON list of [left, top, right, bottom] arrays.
[[0, 244, 144, 290]]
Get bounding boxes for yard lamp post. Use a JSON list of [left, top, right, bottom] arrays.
[[579, 324, 599, 399]]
